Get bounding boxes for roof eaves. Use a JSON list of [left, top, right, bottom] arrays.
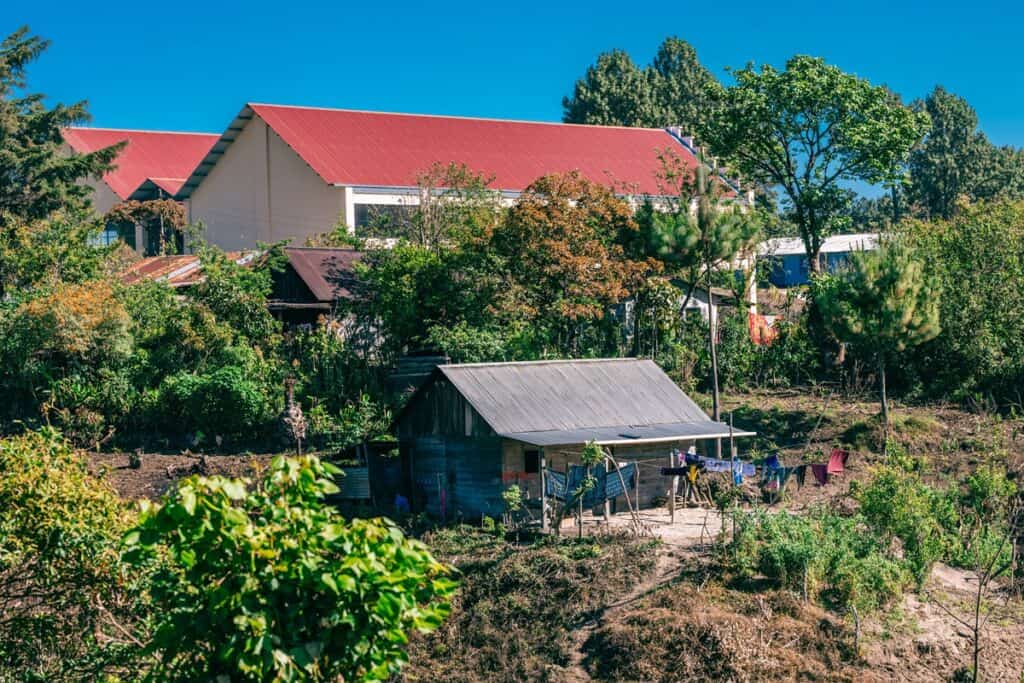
[[177, 105, 256, 199]]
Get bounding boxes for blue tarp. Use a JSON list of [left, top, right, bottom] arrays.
[[545, 462, 637, 505]]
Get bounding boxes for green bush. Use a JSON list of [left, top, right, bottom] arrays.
[[729, 508, 912, 614], [0, 429, 139, 679], [158, 364, 276, 440], [123, 455, 456, 682], [852, 460, 956, 584]]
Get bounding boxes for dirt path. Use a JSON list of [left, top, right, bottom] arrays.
[[559, 545, 687, 682]]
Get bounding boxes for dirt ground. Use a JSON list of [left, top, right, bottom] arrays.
[[87, 451, 276, 500]]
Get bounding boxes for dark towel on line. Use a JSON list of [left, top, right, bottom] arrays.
[[810, 463, 829, 486], [795, 464, 808, 489]]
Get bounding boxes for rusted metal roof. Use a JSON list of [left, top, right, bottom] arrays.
[[431, 359, 752, 445], [62, 127, 218, 200], [120, 251, 255, 288], [282, 247, 363, 302]]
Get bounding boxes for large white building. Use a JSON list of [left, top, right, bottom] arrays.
[[177, 103, 725, 251]]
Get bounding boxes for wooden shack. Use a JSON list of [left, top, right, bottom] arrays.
[[394, 358, 754, 521], [267, 247, 362, 325]]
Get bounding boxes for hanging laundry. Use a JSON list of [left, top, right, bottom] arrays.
[[795, 464, 808, 489], [687, 464, 699, 484], [764, 454, 781, 470], [699, 457, 733, 473], [605, 462, 637, 499], [827, 448, 850, 475], [810, 463, 829, 486], [731, 460, 755, 484]]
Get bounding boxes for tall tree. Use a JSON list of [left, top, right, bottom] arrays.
[[644, 150, 759, 436], [703, 56, 929, 273], [562, 37, 716, 134], [816, 239, 939, 433], [491, 171, 654, 356], [907, 86, 993, 219], [0, 27, 118, 226], [0, 27, 120, 294]]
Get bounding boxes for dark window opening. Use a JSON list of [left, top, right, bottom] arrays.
[[524, 450, 540, 474], [354, 203, 418, 238]]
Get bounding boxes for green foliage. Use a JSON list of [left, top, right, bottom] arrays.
[[0, 28, 119, 231], [306, 393, 394, 452], [729, 508, 911, 614], [904, 201, 1024, 406], [852, 457, 956, 584], [817, 239, 940, 358], [123, 455, 456, 682], [908, 86, 1024, 220], [158, 363, 277, 440], [190, 241, 282, 347], [563, 37, 717, 134], [0, 429, 137, 679], [426, 321, 507, 364], [703, 55, 928, 269]]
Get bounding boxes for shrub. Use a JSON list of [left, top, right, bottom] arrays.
[[852, 460, 956, 584], [729, 508, 912, 614], [123, 455, 455, 682], [158, 364, 276, 440], [426, 321, 507, 363], [0, 429, 138, 679]]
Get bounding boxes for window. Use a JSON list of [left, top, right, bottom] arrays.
[[524, 450, 540, 474], [354, 203, 417, 238], [90, 221, 135, 249]]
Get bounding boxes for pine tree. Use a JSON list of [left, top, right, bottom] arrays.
[[817, 239, 940, 433]]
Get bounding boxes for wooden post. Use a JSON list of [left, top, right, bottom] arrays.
[[729, 413, 736, 485], [669, 449, 677, 524], [603, 449, 612, 525], [540, 448, 549, 533]]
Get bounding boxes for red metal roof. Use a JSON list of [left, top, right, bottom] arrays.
[[62, 127, 219, 200], [246, 104, 695, 195]]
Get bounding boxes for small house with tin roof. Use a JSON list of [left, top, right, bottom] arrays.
[[394, 358, 753, 521]]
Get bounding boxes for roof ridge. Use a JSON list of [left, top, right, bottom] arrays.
[[248, 102, 671, 134], [65, 126, 219, 137], [442, 358, 648, 369]]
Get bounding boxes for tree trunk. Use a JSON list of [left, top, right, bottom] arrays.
[[709, 283, 722, 458], [879, 357, 889, 447]]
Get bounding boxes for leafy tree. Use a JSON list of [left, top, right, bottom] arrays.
[[816, 239, 940, 428], [563, 37, 716, 133], [491, 171, 655, 356], [903, 201, 1024, 406], [0, 209, 112, 294], [0, 429, 139, 679], [390, 162, 502, 250], [703, 55, 929, 272], [123, 455, 456, 682], [0, 280, 134, 434], [0, 27, 120, 291]]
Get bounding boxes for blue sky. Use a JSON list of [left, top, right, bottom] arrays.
[[7, 0, 1023, 148]]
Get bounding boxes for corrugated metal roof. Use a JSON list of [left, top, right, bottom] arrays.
[[120, 251, 255, 288], [179, 103, 704, 198], [438, 358, 716, 435], [283, 247, 363, 302], [62, 127, 219, 200], [758, 233, 880, 257], [501, 422, 755, 447]]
